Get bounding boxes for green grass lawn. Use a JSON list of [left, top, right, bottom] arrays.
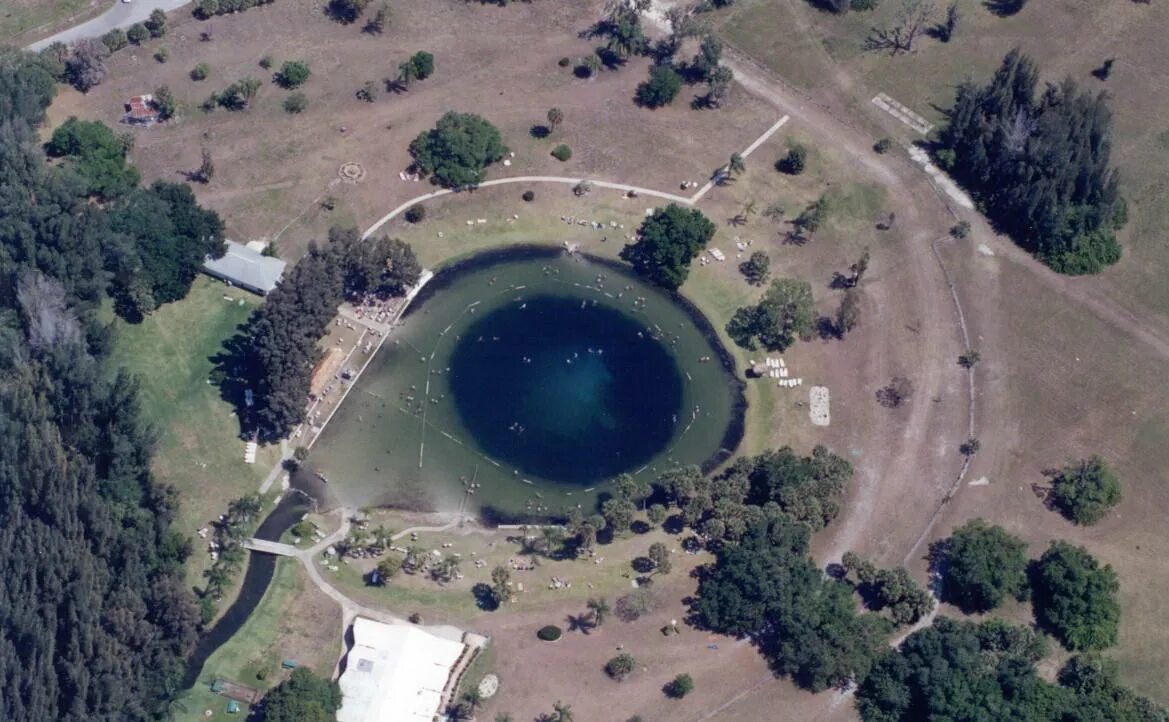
[[0, 0, 103, 44], [107, 277, 278, 583], [171, 558, 302, 722]]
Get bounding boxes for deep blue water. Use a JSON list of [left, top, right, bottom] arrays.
[[448, 294, 683, 484]]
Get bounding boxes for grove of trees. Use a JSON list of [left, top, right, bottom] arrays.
[[242, 227, 420, 440], [938, 50, 1126, 274], [0, 48, 213, 721]]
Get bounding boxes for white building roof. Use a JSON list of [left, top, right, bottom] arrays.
[[337, 618, 465, 722], [202, 240, 286, 295]]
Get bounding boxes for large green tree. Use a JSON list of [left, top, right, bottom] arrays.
[[408, 111, 507, 189], [1033, 541, 1121, 651], [930, 518, 1029, 613], [619, 204, 715, 290], [107, 180, 225, 319], [1049, 455, 1122, 525], [46, 116, 139, 199], [726, 278, 815, 352], [261, 668, 342, 722]]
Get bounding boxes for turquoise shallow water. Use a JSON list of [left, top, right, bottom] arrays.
[[303, 246, 744, 522]]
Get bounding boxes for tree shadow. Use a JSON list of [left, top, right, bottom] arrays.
[[382, 77, 409, 94], [984, 0, 1026, 16], [631, 556, 655, 574], [472, 583, 499, 611], [566, 613, 594, 635], [662, 514, 686, 535], [630, 520, 651, 535], [207, 322, 258, 440], [529, 124, 550, 139], [596, 46, 626, 70]]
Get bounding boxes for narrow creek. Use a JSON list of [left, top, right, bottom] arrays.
[[180, 493, 309, 689]]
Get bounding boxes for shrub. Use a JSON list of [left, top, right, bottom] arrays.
[[605, 654, 637, 681], [356, 80, 378, 102], [154, 47, 170, 63], [522, 190, 535, 202], [102, 29, 128, 52], [259, 54, 274, 69], [404, 205, 426, 223], [536, 625, 562, 642], [873, 137, 892, 154], [127, 23, 149, 45], [283, 92, 308, 114], [278, 60, 311, 88], [146, 8, 168, 37], [551, 144, 572, 162], [950, 221, 971, 239], [665, 674, 694, 698], [635, 65, 683, 108], [777, 144, 807, 174], [558, 56, 571, 67], [190, 63, 210, 81]]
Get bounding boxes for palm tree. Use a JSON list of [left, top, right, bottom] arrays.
[[587, 597, 610, 628], [728, 152, 746, 178], [204, 565, 230, 597], [553, 700, 573, 722], [219, 544, 246, 572], [547, 107, 564, 132]]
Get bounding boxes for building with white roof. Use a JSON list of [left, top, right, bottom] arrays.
[[202, 240, 286, 295], [336, 618, 467, 722]]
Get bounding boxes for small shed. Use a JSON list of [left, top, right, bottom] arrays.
[[203, 241, 287, 296], [123, 95, 158, 125]]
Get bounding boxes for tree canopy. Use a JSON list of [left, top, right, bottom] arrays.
[[939, 49, 1125, 274], [261, 668, 342, 722], [856, 618, 1164, 722], [1049, 455, 1122, 525], [239, 227, 420, 440], [408, 111, 507, 189], [107, 181, 225, 320], [619, 204, 715, 290], [726, 278, 815, 352], [46, 116, 140, 200], [694, 516, 890, 691], [1033, 541, 1121, 651], [930, 518, 1030, 613], [0, 50, 202, 721]]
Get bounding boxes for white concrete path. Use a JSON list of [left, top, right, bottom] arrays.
[[28, 0, 194, 51]]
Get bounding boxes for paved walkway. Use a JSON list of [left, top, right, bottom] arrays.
[[28, 0, 194, 51], [360, 116, 787, 240]]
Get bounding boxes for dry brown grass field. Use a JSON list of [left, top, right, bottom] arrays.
[[45, 0, 1169, 715], [708, 0, 1169, 704]]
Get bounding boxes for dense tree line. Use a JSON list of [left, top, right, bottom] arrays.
[[1, 50, 203, 721], [857, 618, 1164, 721], [244, 227, 420, 440], [695, 516, 892, 691], [939, 50, 1126, 274]]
